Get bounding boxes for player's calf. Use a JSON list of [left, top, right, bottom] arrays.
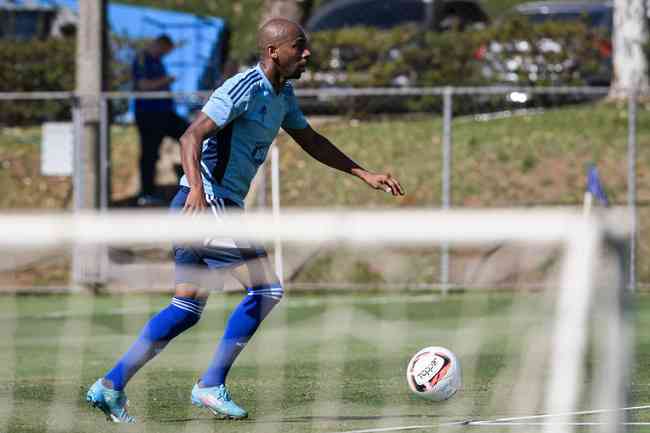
[[198, 283, 283, 391], [101, 296, 205, 392]]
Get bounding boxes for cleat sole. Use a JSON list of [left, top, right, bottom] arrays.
[[191, 399, 247, 420]]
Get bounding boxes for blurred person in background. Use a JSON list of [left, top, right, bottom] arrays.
[[133, 34, 189, 206]]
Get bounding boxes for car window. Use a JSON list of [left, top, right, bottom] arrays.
[[311, 0, 424, 31], [524, 11, 611, 29], [1, 12, 42, 40]]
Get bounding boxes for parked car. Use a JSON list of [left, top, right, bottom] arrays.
[[300, 0, 490, 113], [470, 1, 622, 109], [476, 1, 614, 97], [512, 1, 612, 30], [305, 0, 489, 33], [304, 0, 489, 85]]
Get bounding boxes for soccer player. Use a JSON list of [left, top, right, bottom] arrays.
[[86, 18, 404, 423]]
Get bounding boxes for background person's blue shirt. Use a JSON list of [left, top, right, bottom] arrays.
[[133, 51, 174, 113], [180, 64, 308, 207]]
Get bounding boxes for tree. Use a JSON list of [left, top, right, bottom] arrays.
[[610, 0, 649, 98], [260, 0, 303, 25]]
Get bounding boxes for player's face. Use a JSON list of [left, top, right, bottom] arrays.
[[276, 29, 310, 79]]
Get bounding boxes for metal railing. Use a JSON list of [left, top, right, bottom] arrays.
[[0, 86, 643, 291]]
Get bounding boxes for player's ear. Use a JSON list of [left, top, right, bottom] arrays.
[[269, 45, 279, 60]]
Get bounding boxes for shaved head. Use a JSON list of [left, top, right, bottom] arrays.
[[258, 18, 305, 56], [257, 17, 310, 84]]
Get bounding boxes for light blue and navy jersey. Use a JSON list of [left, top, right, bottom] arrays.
[[180, 64, 308, 207]]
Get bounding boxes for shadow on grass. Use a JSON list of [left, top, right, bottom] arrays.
[[159, 413, 445, 424]]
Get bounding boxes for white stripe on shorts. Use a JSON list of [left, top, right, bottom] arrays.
[[204, 195, 238, 249]]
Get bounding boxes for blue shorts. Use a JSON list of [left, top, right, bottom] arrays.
[[170, 186, 268, 286]]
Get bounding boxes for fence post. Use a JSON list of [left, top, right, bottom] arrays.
[[440, 86, 453, 292], [628, 89, 638, 292], [271, 144, 283, 285], [73, 0, 107, 290], [98, 96, 110, 282], [72, 99, 84, 212], [72, 99, 105, 289], [99, 97, 110, 211]]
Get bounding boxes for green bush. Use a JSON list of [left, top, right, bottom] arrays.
[[300, 18, 609, 115], [304, 18, 606, 88], [0, 39, 75, 125], [0, 36, 141, 126]]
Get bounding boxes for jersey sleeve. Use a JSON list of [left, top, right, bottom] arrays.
[[201, 76, 253, 128], [281, 86, 308, 130]]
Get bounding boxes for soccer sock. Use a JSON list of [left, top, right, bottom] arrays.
[[104, 296, 204, 391], [199, 284, 283, 387]]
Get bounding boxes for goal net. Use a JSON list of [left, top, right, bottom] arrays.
[[0, 208, 633, 433]]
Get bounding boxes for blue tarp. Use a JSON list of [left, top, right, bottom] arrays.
[[51, 0, 228, 118], [0, 0, 57, 10]]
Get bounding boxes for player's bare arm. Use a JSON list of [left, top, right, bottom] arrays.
[[285, 124, 405, 196], [179, 112, 219, 214]]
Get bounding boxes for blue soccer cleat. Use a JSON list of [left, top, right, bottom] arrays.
[[86, 379, 135, 423], [191, 383, 248, 419]]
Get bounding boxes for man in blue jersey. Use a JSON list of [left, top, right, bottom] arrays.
[[133, 34, 189, 206], [87, 18, 404, 423]]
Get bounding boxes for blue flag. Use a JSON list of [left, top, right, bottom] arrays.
[[586, 165, 609, 207]]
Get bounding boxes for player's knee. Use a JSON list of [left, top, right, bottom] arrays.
[[249, 283, 283, 304], [270, 283, 284, 303], [141, 297, 204, 343], [170, 296, 205, 329]]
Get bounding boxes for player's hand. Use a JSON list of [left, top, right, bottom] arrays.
[[183, 186, 208, 215], [361, 172, 405, 196]]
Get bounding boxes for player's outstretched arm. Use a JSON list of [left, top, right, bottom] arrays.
[[179, 112, 219, 214], [285, 125, 404, 196]]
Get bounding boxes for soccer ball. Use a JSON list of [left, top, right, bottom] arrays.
[[406, 346, 461, 401]]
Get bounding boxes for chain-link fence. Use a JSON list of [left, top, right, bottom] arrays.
[[0, 87, 645, 292]]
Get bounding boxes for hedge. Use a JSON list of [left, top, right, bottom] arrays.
[[0, 18, 621, 122], [0, 36, 137, 126], [0, 39, 75, 125], [297, 18, 613, 113], [303, 18, 610, 88]]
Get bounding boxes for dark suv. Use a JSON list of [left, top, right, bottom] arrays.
[[300, 0, 490, 113], [302, 0, 489, 90], [305, 0, 489, 33], [513, 1, 612, 30]]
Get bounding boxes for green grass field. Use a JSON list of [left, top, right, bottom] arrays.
[[1, 291, 649, 433]]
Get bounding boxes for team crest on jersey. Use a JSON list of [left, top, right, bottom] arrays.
[[252, 144, 268, 164]]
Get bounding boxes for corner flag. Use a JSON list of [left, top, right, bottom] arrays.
[[586, 165, 610, 207]]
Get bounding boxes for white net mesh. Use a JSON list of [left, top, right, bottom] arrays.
[[0, 208, 633, 433]]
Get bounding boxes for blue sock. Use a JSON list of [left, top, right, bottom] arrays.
[[104, 296, 204, 391], [200, 284, 283, 387]]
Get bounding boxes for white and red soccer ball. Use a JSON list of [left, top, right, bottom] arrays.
[[406, 346, 461, 401]]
